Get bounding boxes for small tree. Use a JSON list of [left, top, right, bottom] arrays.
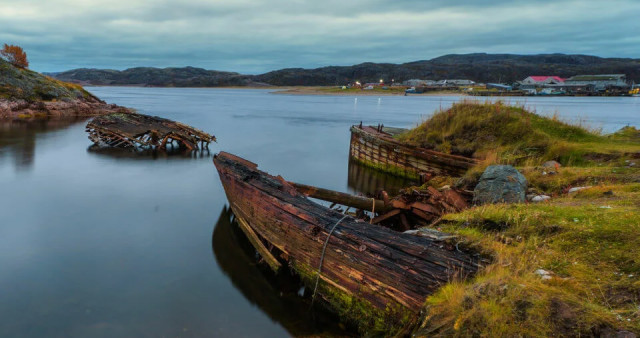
[[1, 44, 29, 69]]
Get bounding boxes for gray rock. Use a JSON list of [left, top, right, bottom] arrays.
[[542, 160, 562, 169], [568, 186, 591, 193], [531, 195, 551, 202], [535, 269, 553, 280], [473, 165, 528, 205]]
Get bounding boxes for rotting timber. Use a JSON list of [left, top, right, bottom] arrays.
[[86, 112, 216, 151], [350, 124, 479, 180], [213, 152, 481, 334]]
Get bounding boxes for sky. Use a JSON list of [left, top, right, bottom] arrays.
[[1, 0, 639, 74]]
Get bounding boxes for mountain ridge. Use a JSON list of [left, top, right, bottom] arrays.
[[51, 53, 640, 87]]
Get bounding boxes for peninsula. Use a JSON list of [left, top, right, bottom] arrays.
[[1, 58, 129, 120]]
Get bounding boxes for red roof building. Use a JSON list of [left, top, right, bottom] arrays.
[[521, 76, 566, 85]]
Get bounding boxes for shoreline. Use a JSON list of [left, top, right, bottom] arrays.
[[0, 98, 132, 120]]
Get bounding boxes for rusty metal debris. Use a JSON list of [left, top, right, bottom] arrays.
[[86, 112, 216, 151]]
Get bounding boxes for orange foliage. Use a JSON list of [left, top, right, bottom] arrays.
[[1, 44, 29, 69]]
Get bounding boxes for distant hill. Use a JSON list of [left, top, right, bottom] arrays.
[[52, 53, 640, 87], [52, 66, 258, 87]]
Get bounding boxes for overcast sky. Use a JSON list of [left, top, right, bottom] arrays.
[[1, 0, 638, 73]]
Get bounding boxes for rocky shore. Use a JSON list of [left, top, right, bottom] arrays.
[[0, 97, 130, 120]]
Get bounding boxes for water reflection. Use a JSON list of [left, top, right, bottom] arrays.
[[87, 144, 212, 161], [211, 206, 353, 337], [347, 159, 417, 196], [0, 118, 88, 170]]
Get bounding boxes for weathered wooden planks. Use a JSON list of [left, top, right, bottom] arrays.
[[213, 151, 480, 332], [349, 125, 479, 179], [86, 112, 216, 151]]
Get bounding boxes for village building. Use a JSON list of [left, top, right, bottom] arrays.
[[402, 79, 436, 86], [520, 76, 565, 86], [486, 83, 512, 91], [436, 79, 475, 86], [565, 74, 628, 91]]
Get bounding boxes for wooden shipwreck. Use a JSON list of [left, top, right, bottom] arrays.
[[213, 152, 481, 333], [350, 124, 479, 179], [86, 112, 215, 151]]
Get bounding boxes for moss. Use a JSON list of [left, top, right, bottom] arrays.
[[290, 259, 416, 336]]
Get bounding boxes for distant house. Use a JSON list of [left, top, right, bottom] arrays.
[[486, 83, 512, 91], [565, 74, 628, 91], [402, 79, 436, 86], [520, 76, 565, 86], [436, 79, 475, 86]]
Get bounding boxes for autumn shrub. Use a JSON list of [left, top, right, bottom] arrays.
[[1, 44, 29, 69]]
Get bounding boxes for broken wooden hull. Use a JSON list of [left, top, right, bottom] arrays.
[[86, 112, 215, 151], [213, 152, 480, 334], [349, 125, 479, 179]]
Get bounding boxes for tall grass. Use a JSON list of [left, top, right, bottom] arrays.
[[396, 100, 640, 166]]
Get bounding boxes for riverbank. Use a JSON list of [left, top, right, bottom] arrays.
[[358, 102, 640, 336]]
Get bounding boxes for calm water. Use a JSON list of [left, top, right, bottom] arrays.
[[1, 88, 638, 337]]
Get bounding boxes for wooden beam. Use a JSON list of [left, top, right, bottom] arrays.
[[233, 210, 282, 273], [371, 209, 402, 224], [288, 181, 393, 212]]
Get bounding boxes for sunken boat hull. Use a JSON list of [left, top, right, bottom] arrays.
[[86, 112, 215, 151], [349, 125, 479, 179], [213, 152, 479, 333]]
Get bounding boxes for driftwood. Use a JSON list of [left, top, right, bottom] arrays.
[[86, 112, 216, 151], [350, 124, 479, 179], [213, 152, 480, 331]]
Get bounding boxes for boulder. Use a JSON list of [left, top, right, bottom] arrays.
[[531, 195, 551, 202], [473, 165, 528, 204], [542, 160, 562, 169]]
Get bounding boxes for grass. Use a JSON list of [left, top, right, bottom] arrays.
[[396, 100, 640, 167], [417, 182, 640, 336], [391, 101, 640, 336], [1, 58, 94, 102]]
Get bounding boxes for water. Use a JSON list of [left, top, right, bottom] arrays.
[[1, 88, 638, 337]]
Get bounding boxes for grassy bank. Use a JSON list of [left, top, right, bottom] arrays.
[[0, 59, 95, 101], [393, 102, 640, 336]]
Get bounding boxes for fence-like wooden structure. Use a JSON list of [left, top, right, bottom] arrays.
[[349, 124, 479, 179]]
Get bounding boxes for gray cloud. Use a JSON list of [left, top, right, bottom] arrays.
[[0, 0, 638, 73]]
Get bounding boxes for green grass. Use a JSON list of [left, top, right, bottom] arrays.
[[417, 181, 640, 336], [396, 101, 640, 167]]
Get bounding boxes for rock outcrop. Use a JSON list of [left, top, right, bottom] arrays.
[[0, 98, 128, 119], [473, 165, 528, 204]]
